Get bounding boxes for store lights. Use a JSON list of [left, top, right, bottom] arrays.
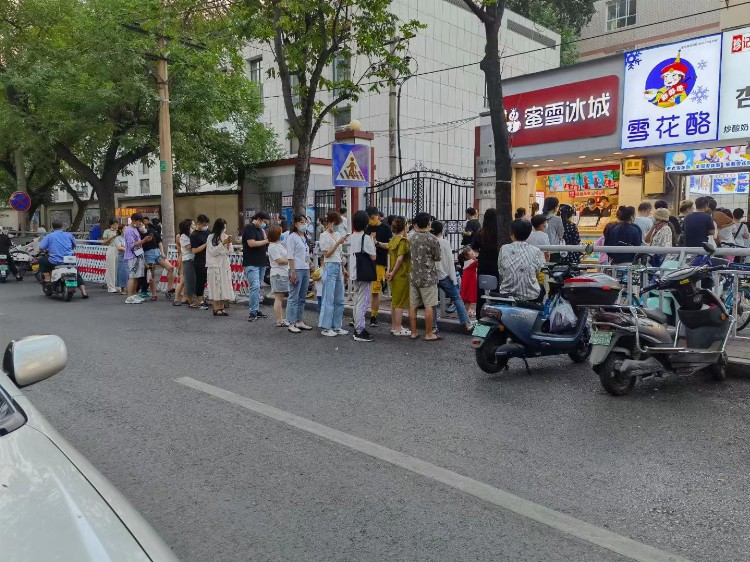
[[594, 158, 602, 161], [613, 152, 623, 155], [546, 159, 554, 162], [517, 162, 525, 165], [578, 155, 587, 159], [627, 154, 636, 158], [562, 162, 570, 164], [532, 164, 540, 168]]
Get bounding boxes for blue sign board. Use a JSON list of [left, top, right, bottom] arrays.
[[332, 144, 370, 188]]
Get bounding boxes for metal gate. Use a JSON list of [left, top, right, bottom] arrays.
[[314, 190, 336, 228], [365, 169, 474, 251]]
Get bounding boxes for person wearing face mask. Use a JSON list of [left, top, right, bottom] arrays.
[[189, 214, 211, 309], [206, 218, 235, 316], [242, 211, 271, 321], [364, 206, 392, 328], [123, 213, 151, 304]]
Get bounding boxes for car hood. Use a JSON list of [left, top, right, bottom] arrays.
[[0, 424, 151, 561]]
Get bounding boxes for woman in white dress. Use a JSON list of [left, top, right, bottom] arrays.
[[102, 219, 120, 293], [205, 218, 235, 316]]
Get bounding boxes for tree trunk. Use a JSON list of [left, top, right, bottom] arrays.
[[292, 135, 312, 217], [71, 199, 89, 231], [96, 179, 117, 227], [480, 5, 513, 245]]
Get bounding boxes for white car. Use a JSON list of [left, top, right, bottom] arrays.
[[0, 335, 179, 562]]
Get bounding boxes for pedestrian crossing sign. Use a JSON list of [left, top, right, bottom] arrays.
[[332, 143, 370, 187]]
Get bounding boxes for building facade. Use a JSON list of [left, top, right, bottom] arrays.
[[577, 0, 721, 62]]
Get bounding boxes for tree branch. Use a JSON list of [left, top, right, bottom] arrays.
[[272, 7, 303, 139], [461, 0, 493, 24], [312, 92, 352, 139]]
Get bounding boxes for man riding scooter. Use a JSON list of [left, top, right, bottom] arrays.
[[38, 221, 89, 298]]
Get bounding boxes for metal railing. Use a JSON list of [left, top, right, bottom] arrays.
[[539, 245, 750, 339]]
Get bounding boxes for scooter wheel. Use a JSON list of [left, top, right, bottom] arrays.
[[708, 353, 728, 382], [0, 275, 6, 284], [568, 328, 592, 363], [43, 283, 54, 297], [475, 338, 510, 374], [595, 352, 636, 396], [64, 289, 74, 302]]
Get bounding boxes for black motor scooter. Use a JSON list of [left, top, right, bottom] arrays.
[[588, 261, 735, 396]]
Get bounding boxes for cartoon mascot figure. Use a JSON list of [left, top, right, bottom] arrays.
[[644, 51, 690, 108]]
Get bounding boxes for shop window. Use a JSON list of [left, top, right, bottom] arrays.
[[606, 0, 636, 31]]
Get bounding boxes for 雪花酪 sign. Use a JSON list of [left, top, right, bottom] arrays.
[[621, 35, 722, 149]]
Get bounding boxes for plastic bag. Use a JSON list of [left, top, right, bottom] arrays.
[[549, 297, 577, 333]]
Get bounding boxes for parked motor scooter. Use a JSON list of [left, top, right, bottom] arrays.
[[42, 255, 80, 302], [0, 254, 9, 283], [471, 263, 592, 374], [587, 260, 736, 396]]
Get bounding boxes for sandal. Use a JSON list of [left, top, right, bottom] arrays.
[[425, 335, 443, 342], [410, 334, 420, 340], [213, 310, 228, 316], [151, 295, 158, 301], [390, 328, 412, 336], [172, 300, 182, 306], [188, 304, 198, 309]]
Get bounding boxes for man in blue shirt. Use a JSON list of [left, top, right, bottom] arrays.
[[39, 221, 88, 297], [603, 206, 642, 264]]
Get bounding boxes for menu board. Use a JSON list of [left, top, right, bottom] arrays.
[[687, 175, 712, 194], [545, 168, 620, 193], [666, 146, 750, 172], [711, 172, 750, 194]]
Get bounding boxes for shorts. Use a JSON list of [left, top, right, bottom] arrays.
[[410, 284, 439, 308], [371, 264, 387, 294], [271, 274, 289, 294], [144, 249, 162, 265], [128, 256, 145, 279]]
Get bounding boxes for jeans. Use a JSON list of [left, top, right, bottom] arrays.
[[286, 268, 310, 324], [433, 277, 470, 328], [244, 265, 266, 314], [318, 262, 345, 330]]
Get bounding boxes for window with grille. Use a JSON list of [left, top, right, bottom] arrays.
[[141, 161, 149, 175], [140, 179, 150, 194], [606, 0, 636, 31], [247, 57, 263, 98]]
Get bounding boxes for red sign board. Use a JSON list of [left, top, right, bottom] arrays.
[[503, 75, 620, 147]]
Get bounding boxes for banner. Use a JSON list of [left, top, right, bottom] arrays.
[[665, 145, 750, 172], [720, 27, 750, 140], [622, 35, 721, 149], [543, 168, 620, 193]]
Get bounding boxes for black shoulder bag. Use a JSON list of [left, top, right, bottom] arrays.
[[355, 233, 377, 282]]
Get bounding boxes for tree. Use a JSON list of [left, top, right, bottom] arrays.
[[0, 0, 279, 232], [462, 0, 594, 244], [236, 0, 422, 216], [507, 0, 596, 65]]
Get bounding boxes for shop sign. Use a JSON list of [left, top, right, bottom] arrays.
[[543, 167, 620, 193], [711, 172, 749, 194], [476, 177, 495, 199], [720, 27, 750, 140], [621, 35, 721, 149], [503, 76, 619, 147], [665, 145, 750, 172], [476, 157, 495, 177], [622, 158, 645, 176], [115, 207, 160, 219]]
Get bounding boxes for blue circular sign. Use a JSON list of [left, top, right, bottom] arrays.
[[9, 191, 31, 212]]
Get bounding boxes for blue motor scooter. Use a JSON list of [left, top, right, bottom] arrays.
[[471, 263, 592, 374]]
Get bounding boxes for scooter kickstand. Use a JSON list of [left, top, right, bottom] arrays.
[[522, 357, 531, 375]]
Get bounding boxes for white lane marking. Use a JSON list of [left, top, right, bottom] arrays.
[[175, 376, 693, 562]]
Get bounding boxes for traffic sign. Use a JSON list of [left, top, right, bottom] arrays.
[[9, 191, 31, 212], [332, 144, 370, 188]]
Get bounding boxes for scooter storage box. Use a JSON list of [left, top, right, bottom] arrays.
[[561, 274, 621, 306]]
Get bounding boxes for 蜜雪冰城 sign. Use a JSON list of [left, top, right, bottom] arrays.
[[503, 76, 619, 147]]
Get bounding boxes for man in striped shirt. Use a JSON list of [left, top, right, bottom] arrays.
[[498, 219, 546, 302]]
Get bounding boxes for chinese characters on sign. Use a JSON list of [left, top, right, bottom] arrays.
[[720, 27, 750, 141], [503, 76, 619, 147], [622, 35, 721, 149], [665, 146, 750, 172]]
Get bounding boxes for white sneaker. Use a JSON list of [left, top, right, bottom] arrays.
[[125, 296, 141, 304], [321, 329, 337, 337], [134, 296, 145, 303], [296, 322, 313, 331], [335, 328, 349, 336], [288, 325, 302, 333]]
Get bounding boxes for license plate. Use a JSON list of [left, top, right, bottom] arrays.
[[0, 265, 7, 272], [472, 323, 492, 338], [591, 331, 613, 346], [65, 280, 78, 287]]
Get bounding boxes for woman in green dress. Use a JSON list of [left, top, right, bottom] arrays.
[[386, 216, 412, 336]]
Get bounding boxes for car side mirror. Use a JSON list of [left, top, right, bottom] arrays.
[[2, 335, 67, 387]]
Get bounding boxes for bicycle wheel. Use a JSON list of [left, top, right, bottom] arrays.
[[736, 288, 750, 332]]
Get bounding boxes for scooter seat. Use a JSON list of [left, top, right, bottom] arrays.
[[642, 308, 668, 324]]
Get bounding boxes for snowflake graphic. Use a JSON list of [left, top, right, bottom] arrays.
[[625, 51, 642, 70], [696, 59, 709, 71], [692, 85, 710, 104]]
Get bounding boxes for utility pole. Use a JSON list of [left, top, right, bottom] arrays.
[[14, 149, 29, 232], [157, 37, 175, 247], [388, 42, 398, 179]]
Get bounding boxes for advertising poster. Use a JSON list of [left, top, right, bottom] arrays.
[[622, 35, 722, 149], [720, 27, 750, 140], [666, 146, 750, 172], [544, 168, 620, 193], [711, 173, 749, 194], [687, 175, 712, 194], [665, 150, 694, 171]]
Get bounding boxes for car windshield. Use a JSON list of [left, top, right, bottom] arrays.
[[0, 387, 25, 436]]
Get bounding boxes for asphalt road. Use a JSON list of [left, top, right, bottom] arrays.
[[1, 280, 749, 562]]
